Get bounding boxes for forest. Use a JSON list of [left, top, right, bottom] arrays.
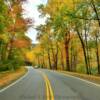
[[31, 0, 100, 75], [0, 0, 100, 76], [0, 0, 32, 72], [0, 1, 100, 99]]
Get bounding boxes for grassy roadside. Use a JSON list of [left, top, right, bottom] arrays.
[[59, 71, 100, 85], [0, 67, 27, 89]]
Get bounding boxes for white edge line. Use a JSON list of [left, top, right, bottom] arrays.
[[52, 70, 100, 87], [0, 68, 29, 93], [59, 72, 100, 87]]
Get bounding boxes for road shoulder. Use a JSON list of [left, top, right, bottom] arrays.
[[0, 67, 27, 90], [58, 71, 100, 86]]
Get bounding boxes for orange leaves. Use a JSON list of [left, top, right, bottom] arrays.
[[7, 18, 27, 33], [15, 18, 26, 30], [13, 39, 31, 48]]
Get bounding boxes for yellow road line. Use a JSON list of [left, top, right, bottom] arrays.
[[45, 76, 50, 100], [38, 71, 54, 100], [46, 76, 54, 100]]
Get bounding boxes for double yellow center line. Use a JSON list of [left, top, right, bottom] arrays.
[[38, 71, 54, 100]]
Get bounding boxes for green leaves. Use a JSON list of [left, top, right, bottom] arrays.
[[0, 0, 7, 13], [0, 0, 32, 71], [0, 1, 8, 33]]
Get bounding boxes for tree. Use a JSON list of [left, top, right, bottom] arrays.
[[0, 0, 32, 71], [32, 0, 100, 75]]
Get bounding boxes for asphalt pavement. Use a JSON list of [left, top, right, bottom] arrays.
[[0, 67, 100, 100]]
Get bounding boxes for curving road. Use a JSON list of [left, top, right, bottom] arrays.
[[0, 66, 100, 100]]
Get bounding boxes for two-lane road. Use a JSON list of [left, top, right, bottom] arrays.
[[0, 67, 100, 100]]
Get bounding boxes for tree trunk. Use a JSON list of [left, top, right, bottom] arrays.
[[70, 44, 73, 71], [50, 43, 55, 69], [37, 56, 40, 66], [90, 0, 100, 27], [54, 42, 59, 70], [70, 44, 77, 72], [47, 48, 52, 69], [59, 47, 64, 70], [65, 44, 70, 71], [7, 38, 14, 59], [42, 51, 45, 68], [84, 21, 91, 74], [64, 31, 71, 71], [76, 28, 90, 74], [95, 34, 100, 74]]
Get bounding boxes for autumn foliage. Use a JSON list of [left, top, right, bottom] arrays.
[[31, 0, 100, 75], [0, 0, 32, 71]]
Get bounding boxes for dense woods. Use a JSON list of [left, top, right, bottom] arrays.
[[31, 0, 100, 75], [0, 0, 32, 71], [0, 0, 100, 75]]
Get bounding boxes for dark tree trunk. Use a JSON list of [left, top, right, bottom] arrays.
[[84, 21, 91, 74], [47, 48, 52, 69], [76, 28, 90, 74], [65, 43, 70, 71], [37, 56, 40, 66], [7, 38, 14, 59], [70, 44, 73, 71], [42, 51, 45, 68], [54, 42, 59, 70], [59, 47, 64, 70], [50, 43, 55, 69], [64, 32, 70, 71], [90, 0, 100, 27]]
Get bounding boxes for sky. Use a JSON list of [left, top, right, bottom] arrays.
[[22, 0, 48, 43]]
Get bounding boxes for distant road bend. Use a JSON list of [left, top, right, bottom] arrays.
[[0, 66, 100, 100]]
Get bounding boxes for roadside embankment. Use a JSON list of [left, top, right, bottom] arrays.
[[0, 67, 27, 89], [59, 71, 100, 85]]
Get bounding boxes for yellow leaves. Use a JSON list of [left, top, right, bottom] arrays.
[[26, 43, 45, 63], [25, 44, 43, 63], [33, 44, 43, 53], [46, 0, 75, 16], [12, 4, 22, 14], [25, 51, 34, 62], [0, 34, 9, 43]]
